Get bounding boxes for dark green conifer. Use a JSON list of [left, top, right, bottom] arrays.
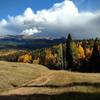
[[90, 38, 100, 72], [65, 34, 73, 70]]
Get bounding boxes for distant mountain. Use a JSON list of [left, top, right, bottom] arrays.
[[0, 35, 66, 50]]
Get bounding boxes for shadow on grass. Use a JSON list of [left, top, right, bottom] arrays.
[[1, 82, 100, 100], [23, 82, 100, 88], [0, 92, 100, 100]]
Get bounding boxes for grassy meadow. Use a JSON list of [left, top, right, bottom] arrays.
[[0, 61, 100, 100]]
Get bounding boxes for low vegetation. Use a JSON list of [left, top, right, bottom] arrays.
[[0, 61, 49, 92], [0, 61, 100, 100]]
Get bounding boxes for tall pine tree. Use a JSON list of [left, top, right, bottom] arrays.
[[91, 38, 99, 59], [90, 38, 100, 72], [65, 34, 73, 70]]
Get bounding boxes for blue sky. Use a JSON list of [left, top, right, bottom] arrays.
[[72, 0, 100, 12], [0, 0, 100, 38], [0, 0, 64, 19], [0, 0, 100, 19]]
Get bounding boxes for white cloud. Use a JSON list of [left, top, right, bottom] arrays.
[[0, 19, 7, 25], [21, 27, 41, 35], [0, 0, 100, 38]]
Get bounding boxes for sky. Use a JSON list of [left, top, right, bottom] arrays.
[[0, 0, 100, 39]]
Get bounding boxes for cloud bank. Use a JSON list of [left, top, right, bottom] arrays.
[[0, 0, 100, 39]]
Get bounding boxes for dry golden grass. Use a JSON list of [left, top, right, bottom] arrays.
[[0, 61, 100, 97], [0, 61, 49, 92]]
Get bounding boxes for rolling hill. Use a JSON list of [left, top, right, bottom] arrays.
[[0, 61, 100, 100]]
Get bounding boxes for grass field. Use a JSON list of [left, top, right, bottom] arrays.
[[0, 61, 49, 92], [0, 61, 100, 100]]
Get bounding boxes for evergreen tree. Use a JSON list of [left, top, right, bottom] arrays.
[[39, 49, 46, 65], [65, 34, 73, 70], [91, 38, 99, 59], [90, 38, 100, 72], [82, 41, 87, 56]]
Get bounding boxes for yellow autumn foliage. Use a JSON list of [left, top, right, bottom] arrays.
[[85, 48, 93, 59], [45, 49, 57, 65], [33, 58, 40, 64], [18, 53, 32, 63], [72, 42, 85, 60], [77, 45, 85, 59]]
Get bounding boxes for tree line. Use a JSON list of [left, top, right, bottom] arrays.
[[64, 34, 100, 72], [0, 34, 99, 72]]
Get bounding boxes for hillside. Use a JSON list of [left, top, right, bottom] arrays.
[[0, 61, 49, 92], [0, 61, 100, 100]]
